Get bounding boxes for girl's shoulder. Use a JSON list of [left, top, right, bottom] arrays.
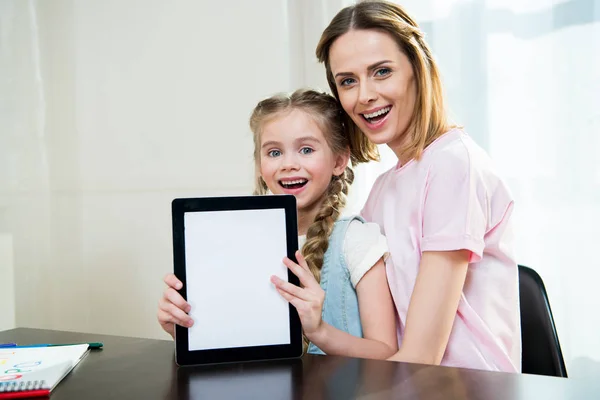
[[334, 215, 384, 241], [336, 215, 388, 288]]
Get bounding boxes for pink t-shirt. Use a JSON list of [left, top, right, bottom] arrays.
[[361, 129, 521, 372]]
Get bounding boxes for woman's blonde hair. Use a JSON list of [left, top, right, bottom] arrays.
[[316, 0, 454, 162], [249, 88, 354, 283]]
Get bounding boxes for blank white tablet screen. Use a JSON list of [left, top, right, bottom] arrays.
[[184, 208, 291, 351]]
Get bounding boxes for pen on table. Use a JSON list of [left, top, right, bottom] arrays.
[[0, 389, 51, 399], [5, 342, 103, 349]]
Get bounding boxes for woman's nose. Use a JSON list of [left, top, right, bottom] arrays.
[[358, 80, 378, 105]]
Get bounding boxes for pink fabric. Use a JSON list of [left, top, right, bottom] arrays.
[[361, 129, 521, 372]]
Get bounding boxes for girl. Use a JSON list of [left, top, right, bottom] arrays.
[[158, 89, 398, 360], [315, 0, 521, 372]]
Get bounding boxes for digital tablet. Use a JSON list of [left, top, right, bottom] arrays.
[[171, 195, 303, 366]]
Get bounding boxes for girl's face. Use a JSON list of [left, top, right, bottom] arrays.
[[328, 29, 417, 156], [259, 109, 348, 213]]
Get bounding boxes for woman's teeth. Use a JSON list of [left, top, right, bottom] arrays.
[[363, 106, 391, 122]]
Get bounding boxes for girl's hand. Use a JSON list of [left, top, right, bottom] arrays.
[[157, 273, 193, 339], [271, 250, 325, 339]]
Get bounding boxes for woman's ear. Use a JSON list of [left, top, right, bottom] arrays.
[[333, 148, 351, 177]]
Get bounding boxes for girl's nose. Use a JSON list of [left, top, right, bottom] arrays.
[[280, 154, 300, 171]]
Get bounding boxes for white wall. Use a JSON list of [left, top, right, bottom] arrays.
[[0, 0, 294, 339], [0, 233, 15, 331]]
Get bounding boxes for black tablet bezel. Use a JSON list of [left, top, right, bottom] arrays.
[[172, 195, 303, 366]]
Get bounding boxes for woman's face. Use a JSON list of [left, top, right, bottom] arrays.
[[328, 29, 417, 155]]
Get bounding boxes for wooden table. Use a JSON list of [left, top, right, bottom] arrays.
[[0, 328, 596, 399]]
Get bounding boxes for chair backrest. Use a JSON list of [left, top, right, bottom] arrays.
[[518, 265, 568, 377]]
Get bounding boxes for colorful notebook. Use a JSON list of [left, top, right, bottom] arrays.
[[0, 344, 89, 398]]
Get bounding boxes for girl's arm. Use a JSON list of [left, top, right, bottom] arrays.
[[387, 250, 470, 365], [309, 257, 398, 359], [272, 251, 398, 360]]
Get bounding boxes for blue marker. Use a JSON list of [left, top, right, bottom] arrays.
[[10, 342, 103, 349]]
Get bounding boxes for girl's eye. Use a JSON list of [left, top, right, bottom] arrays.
[[300, 147, 314, 155], [339, 78, 355, 86], [268, 150, 281, 157], [375, 68, 391, 77]]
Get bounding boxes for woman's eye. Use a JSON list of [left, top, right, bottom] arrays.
[[268, 150, 281, 157], [340, 78, 355, 86], [300, 147, 314, 155], [375, 68, 391, 77]]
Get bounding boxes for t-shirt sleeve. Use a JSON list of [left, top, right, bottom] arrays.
[[343, 220, 389, 288], [421, 149, 487, 262]]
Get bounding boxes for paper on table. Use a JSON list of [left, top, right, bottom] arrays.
[[0, 344, 89, 391]]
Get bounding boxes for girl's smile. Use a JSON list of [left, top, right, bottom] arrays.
[[259, 108, 346, 215]]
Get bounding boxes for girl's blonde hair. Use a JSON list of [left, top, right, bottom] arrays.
[[250, 88, 353, 283], [316, 0, 454, 163]]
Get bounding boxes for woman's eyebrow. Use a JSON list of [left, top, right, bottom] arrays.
[[334, 60, 393, 78]]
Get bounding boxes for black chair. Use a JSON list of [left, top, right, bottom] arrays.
[[519, 265, 568, 377]]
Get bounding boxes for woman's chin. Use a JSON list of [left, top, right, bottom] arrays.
[[352, 121, 393, 144], [362, 130, 395, 146]]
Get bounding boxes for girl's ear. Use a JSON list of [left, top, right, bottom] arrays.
[[333, 148, 351, 177]]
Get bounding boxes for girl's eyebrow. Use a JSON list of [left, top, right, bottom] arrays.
[[295, 136, 321, 145], [261, 140, 281, 149], [261, 136, 321, 149]]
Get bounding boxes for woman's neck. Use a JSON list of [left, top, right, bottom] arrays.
[[387, 130, 410, 164], [391, 125, 453, 163]]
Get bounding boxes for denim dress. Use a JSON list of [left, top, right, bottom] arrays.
[[307, 216, 365, 355]]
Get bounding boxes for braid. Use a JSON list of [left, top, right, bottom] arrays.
[[300, 167, 353, 353], [301, 166, 354, 283]]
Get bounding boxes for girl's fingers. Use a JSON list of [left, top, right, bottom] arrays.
[[164, 273, 183, 290], [295, 250, 310, 272], [157, 307, 193, 329], [163, 287, 191, 313], [283, 257, 306, 279], [276, 288, 304, 310], [271, 275, 310, 301], [156, 310, 175, 337], [283, 256, 319, 289], [159, 298, 194, 327]]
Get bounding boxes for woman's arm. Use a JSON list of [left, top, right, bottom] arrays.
[[272, 252, 397, 360], [387, 250, 470, 365]]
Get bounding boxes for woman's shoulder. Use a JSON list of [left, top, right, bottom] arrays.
[[424, 128, 502, 179]]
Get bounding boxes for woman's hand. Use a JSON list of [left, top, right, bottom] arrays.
[[271, 251, 325, 339], [157, 273, 193, 339]]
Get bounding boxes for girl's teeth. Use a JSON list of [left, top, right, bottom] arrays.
[[282, 179, 306, 185], [364, 107, 391, 119]]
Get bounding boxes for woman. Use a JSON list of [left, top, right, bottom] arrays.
[[315, 0, 521, 372]]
